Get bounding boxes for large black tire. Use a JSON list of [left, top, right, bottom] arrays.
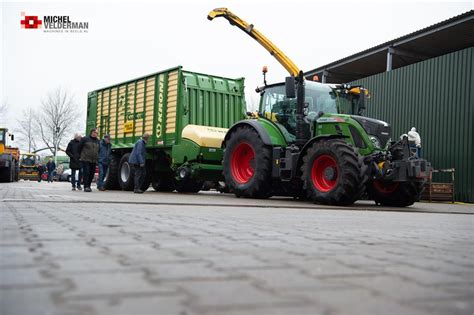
[[118, 153, 134, 191], [367, 180, 425, 207], [104, 154, 120, 190], [0, 166, 11, 182], [302, 139, 366, 206], [223, 127, 272, 198], [175, 179, 203, 193], [152, 173, 176, 192]]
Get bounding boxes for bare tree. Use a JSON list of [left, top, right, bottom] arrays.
[[36, 88, 79, 158], [16, 107, 37, 152]]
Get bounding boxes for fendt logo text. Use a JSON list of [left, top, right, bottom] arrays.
[[20, 12, 89, 33]]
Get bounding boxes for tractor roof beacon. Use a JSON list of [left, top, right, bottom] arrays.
[[208, 8, 431, 207]]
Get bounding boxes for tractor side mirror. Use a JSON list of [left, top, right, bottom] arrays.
[[285, 76, 296, 99]]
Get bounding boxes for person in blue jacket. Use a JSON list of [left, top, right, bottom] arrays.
[[128, 133, 149, 193], [97, 134, 112, 191]]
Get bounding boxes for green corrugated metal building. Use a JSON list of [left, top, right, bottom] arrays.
[[307, 11, 474, 202]]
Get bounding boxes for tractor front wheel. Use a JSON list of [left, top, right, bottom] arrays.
[[367, 180, 424, 207], [302, 139, 365, 206], [223, 127, 272, 198]]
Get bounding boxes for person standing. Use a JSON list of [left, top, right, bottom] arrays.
[[408, 127, 422, 158], [66, 133, 83, 191], [129, 133, 149, 194], [46, 158, 56, 183], [78, 128, 100, 192], [37, 163, 45, 182], [97, 134, 112, 191]]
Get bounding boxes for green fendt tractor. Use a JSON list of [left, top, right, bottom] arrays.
[[209, 8, 430, 206]]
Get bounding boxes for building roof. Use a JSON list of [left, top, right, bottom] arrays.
[[305, 10, 474, 83]]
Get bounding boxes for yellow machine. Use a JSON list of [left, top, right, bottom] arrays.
[[0, 128, 20, 182], [207, 8, 368, 96], [19, 153, 40, 180], [208, 8, 300, 77]]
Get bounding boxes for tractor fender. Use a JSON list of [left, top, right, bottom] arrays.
[[296, 134, 348, 172], [223, 120, 286, 147]]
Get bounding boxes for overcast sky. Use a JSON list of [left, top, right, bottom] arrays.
[[1, 0, 472, 150]]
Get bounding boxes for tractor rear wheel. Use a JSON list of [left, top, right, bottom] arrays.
[[367, 180, 424, 207], [104, 154, 120, 190], [302, 139, 365, 206], [118, 153, 134, 191], [223, 127, 272, 198]]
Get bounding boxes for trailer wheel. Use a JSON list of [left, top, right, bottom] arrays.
[[152, 173, 176, 192], [118, 153, 134, 191], [367, 180, 424, 207], [223, 127, 272, 198], [104, 154, 120, 190], [175, 179, 203, 193], [302, 139, 365, 206]]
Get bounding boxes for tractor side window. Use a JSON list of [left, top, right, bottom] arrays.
[[262, 85, 297, 136], [0, 130, 4, 143], [304, 81, 338, 119]]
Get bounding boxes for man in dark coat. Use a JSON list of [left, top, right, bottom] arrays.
[[78, 128, 100, 192], [46, 158, 56, 183], [66, 133, 83, 191], [128, 133, 149, 193], [37, 163, 45, 182], [97, 134, 112, 191]]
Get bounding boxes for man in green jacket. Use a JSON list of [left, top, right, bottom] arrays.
[[78, 128, 100, 192]]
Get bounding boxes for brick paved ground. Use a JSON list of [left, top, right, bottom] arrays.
[[1, 181, 473, 315]]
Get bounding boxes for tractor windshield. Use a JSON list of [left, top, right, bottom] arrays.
[[261, 81, 339, 136], [21, 155, 37, 167], [0, 130, 4, 143]]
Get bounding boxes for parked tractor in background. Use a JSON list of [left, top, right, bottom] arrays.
[[208, 8, 430, 206], [0, 128, 20, 182], [19, 153, 40, 181]]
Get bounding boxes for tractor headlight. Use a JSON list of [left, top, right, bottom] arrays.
[[369, 135, 381, 149]]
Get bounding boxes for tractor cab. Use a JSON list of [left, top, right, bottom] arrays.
[[258, 80, 371, 143]]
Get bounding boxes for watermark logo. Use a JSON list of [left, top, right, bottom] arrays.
[[20, 12, 89, 33], [20, 12, 42, 29]]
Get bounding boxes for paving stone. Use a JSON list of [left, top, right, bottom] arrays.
[[237, 267, 351, 291], [0, 287, 79, 315], [173, 279, 303, 310], [287, 258, 379, 278], [341, 274, 459, 301], [146, 261, 234, 282], [407, 297, 474, 315], [0, 267, 60, 289], [295, 287, 432, 315], [384, 265, 472, 285], [64, 294, 189, 315], [62, 272, 178, 299], [205, 254, 281, 269]]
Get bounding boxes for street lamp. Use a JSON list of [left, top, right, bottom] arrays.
[[54, 126, 60, 166]]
